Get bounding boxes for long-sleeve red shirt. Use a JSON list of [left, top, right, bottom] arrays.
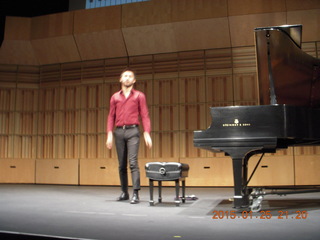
[[107, 89, 151, 133]]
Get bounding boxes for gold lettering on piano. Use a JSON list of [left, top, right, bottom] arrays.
[[222, 119, 251, 127]]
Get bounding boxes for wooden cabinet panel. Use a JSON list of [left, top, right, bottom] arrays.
[[0, 158, 35, 183], [80, 158, 119, 185], [181, 157, 233, 186], [295, 155, 320, 185], [36, 159, 79, 185], [247, 155, 294, 186], [80, 158, 154, 187]]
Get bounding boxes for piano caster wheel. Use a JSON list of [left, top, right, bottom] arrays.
[[175, 200, 181, 206], [182, 198, 186, 203], [158, 198, 162, 203], [250, 195, 264, 212], [149, 201, 155, 206]]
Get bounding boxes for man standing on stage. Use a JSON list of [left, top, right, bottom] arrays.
[[106, 68, 152, 204]]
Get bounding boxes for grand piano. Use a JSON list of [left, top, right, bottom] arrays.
[[193, 25, 320, 211]]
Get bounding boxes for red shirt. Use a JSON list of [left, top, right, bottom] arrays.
[[107, 89, 151, 133]]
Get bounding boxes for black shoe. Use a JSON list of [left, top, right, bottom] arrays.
[[130, 193, 139, 204], [117, 192, 129, 201]]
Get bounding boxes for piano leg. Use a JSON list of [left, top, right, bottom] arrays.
[[228, 149, 253, 209], [232, 158, 249, 208]]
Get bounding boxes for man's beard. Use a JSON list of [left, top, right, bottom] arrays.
[[123, 82, 134, 88]]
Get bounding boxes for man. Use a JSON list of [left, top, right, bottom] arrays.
[[106, 68, 152, 204]]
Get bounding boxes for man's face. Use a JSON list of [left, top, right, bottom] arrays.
[[120, 71, 136, 87]]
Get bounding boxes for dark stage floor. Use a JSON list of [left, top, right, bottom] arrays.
[[0, 184, 320, 240]]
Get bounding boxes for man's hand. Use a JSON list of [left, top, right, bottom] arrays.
[[143, 132, 152, 149], [106, 131, 113, 149]]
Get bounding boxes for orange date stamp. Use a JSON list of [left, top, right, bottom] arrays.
[[212, 210, 309, 219]]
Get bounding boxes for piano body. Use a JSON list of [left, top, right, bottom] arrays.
[[193, 25, 320, 211]]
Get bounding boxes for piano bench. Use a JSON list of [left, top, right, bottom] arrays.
[[145, 162, 189, 206]]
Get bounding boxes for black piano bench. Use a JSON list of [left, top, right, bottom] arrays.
[[145, 162, 189, 206]]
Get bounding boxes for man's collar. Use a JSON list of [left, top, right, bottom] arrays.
[[120, 88, 135, 94]]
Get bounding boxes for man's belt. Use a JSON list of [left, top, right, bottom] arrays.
[[116, 124, 138, 129]]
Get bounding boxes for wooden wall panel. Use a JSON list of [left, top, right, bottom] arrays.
[[233, 73, 258, 105], [229, 12, 287, 47], [16, 66, 40, 86], [0, 136, 9, 158], [0, 112, 15, 135], [228, 0, 286, 16], [14, 112, 38, 135], [206, 75, 234, 103], [74, 30, 127, 60], [29, 12, 80, 65], [15, 89, 38, 112], [35, 159, 79, 185], [73, 6, 121, 33], [137, 135, 153, 160], [0, 40, 39, 66], [74, 6, 127, 60], [153, 105, 179, 132], [4, 17, 31, 40], [0, 89, 16, 111], [79, 134, 99, 159], [122, 0, 173, 27], [171, 0, 228, 21], [0, 159, 35, 183], [80, 84, 106, 109], [31, 12, 74, 39], [39, 88, 60, 111], [286, 0, 320, 11], [37, 136, 53, 158], [0, 17, 37, 65], [172, 18, 231, 51], [179, 76, 206, 104], [122, 0, 228, 28], [287, 9, 320, 42], [122, 23, 177, 56], [179, 131, 207, 158], [81, 60, 105, 83], [179, 104, 207, 131], [153, 132, 180, 158], [31, 36, 81, 65], [59, 87, 81, 110], [135, 78, 153, 106], [153, 78, 179, 105]]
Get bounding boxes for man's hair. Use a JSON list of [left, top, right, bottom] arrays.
[[120, 68, 136, 79]]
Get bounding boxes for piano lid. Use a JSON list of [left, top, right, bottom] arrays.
[[255, 24, 302, 48], [255, 24, 320, 107]]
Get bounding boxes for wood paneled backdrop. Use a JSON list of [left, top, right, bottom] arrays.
[[0, 0, 320, 186]]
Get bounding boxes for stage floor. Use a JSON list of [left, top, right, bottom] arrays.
[[0, 184, 320, 240]]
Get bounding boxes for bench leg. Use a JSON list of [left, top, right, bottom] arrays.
[[181, 180, 186, 203], [175, 179, 180, 206], [158, 181, 162, 203], [149, 179, 154, 206]]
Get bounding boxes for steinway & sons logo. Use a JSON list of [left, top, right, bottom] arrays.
[[222, 119, 251, 127]]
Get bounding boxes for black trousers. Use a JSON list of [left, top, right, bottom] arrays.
[[114, 127, 140, 193]]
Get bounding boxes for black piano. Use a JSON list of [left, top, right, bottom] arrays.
[[193, 25, 320, 211]]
